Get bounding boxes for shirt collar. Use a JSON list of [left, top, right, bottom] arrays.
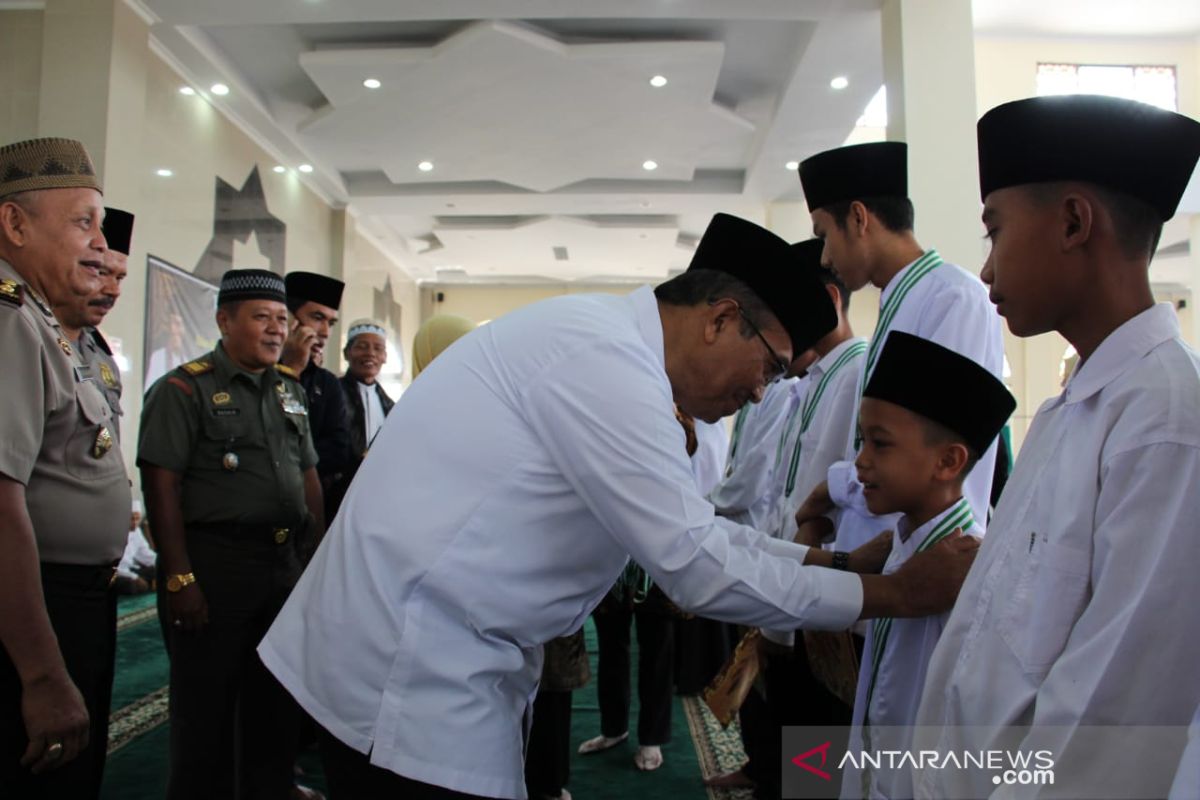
[[1062, 303, 1179, 406], [896, 495, 972, 545], [631, 285, 665, 371], [212, 341, 265, 387], [808, 335, 866, 380], [878, 250, 933, 307]]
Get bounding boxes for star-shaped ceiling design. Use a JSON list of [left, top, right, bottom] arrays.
[[297, 20, 756, 192]]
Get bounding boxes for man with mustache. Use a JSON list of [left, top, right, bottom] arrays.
[[0, 137, 131, 799], [54, 208, 133, 441], [138, 268, 324, 800]]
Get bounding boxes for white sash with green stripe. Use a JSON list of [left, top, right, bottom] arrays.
[[863, 497, 974, 720], [776, 340, 868, 499], [863, 250, 944, 388], [724, 403, 752, 477]]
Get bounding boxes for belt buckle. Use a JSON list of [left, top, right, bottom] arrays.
[[273, 528, 289, 545]]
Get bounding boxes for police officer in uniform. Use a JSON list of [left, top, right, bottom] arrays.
[[138, 268, 324, 800], [54, 208, 133, 441], [279, 271, 350, 529], [0, 138, 131, 799]]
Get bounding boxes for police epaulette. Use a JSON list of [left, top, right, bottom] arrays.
[[0, 279, 24, 308], [275, 363, 301, 380], [180, 359, 214, 376]]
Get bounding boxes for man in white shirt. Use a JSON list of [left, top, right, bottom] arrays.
[[258, 213, 980, 800], [914, 95, 1200, 799], [796, 142, 1005, 553]]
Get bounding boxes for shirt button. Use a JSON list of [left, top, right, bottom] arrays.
[[273, 461, 280, 467]]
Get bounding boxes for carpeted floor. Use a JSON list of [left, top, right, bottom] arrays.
[[100, 596, 751, 799]]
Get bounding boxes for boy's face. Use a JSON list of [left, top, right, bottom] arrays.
[[812, 207, 871, 291], [855, 397, 951, 517], [979, 185, 1076, 338]]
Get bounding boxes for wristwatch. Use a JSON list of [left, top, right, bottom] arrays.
[[831, 551, 851, 571], [165, 572, 197, 592]]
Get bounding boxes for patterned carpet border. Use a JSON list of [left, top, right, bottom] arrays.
[[116, 606, 158, 633], [108, 686, 169, 754], [682, 696, 754, 800]]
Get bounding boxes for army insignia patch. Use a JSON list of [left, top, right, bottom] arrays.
[[212, 391, 232, 406], [99, 362, 117, 388], [181, 359, 214, 376], [57, 338, 73, 356], [92, 426, 113, 459], [0, 279, 22, 307]]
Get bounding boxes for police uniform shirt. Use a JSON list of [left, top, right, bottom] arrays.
[[0, 258, 130, 564], [258, 285, 863, 799], [79, 327, 123, 441], [137, 341, 318, 527], [827, 253, 1004, 551], [915, 304, 1200, 800]]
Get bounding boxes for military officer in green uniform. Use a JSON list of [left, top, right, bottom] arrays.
[[138, 268, 324, 800], [0, 138, 131, 799], [54, 207, 132, 441]]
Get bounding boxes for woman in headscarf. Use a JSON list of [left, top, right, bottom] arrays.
[[412, 314, 477, 379]]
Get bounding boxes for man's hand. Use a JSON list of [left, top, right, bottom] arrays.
[[793, 517, 834, 548], [20, 669, 89, 774], [281, 319, 317, 373], [794, 480, 834, 530], [167, 582, 209, 633], [848, 529, 893, 574], [892, 530, 980, 616]]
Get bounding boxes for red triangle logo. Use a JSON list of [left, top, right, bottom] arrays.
[[791, 741, 832, 781]]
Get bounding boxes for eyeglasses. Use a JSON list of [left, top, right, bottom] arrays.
[[735, 306, 789, 385]]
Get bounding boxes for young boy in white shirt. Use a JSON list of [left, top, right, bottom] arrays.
[[825, 331, 1014, 799]]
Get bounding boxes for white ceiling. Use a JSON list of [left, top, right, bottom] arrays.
[[20, 0, 1192, 283]]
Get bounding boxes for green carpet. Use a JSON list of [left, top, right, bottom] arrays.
[[100, 597, 749, 799]]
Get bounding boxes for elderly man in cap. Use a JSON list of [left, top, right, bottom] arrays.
[[258, 213, 979, 800], [327, 319, 394, 517], [53, 208, 133, 441], [139, 268, 324, 800], [280, 271, 351, 529], [0, 138, 130, 798], [913, 96, 1200, 799]]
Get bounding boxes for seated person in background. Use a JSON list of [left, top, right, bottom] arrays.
[[114, 500, 157, 594], [815, 332, 1014, 800]]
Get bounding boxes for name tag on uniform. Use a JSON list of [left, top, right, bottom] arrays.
[[73, 364, 95, 384], [212, 408, 241, 417]]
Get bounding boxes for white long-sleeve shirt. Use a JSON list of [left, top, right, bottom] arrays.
[[258, 286, 863, 799], [914, 304, 1200, 800], [828, 251, 1004, 552], [762, 336, 867, 646], [707, 377, 797, 529], [691, 418, 730, 496]]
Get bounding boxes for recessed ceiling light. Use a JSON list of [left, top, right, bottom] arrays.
[[830, 76, 849, 90], [155, 168, 173, 177], [179, 86, 195, 96], [649, 75, 668, 88], [418, 161, 434, 172], [642, 160, 658, 171], [785, 160, 800, 171], [298, 164, 314, 173], [363, 78, 381, 89], [273, 165, 286, 174], [210, 83, 230, 96]]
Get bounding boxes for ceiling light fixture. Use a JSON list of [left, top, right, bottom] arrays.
[[273, 165, 287, 174], [649, 75, 668, 88], [418, 161, 434, 172], [363, 78, 382, 89], [785, 160, 799, 171], [179, 86, 195, 96], [830, 76, 849, 90], [298, 164, 314, 173], [642, 160, 658, 171], [155, 168, 173, 177], [210, 83, 230, 96]]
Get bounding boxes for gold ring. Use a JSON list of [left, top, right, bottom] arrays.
[[46, 742, 64, 760]]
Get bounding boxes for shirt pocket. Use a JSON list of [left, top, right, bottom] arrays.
[[200, 412, 252, 445], [998, 538, 1092, 677], [65, 381, 122, 480]]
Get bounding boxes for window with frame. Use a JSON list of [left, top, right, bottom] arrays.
[[1036, 63, 1177, 111]]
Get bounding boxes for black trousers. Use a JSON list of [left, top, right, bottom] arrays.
[[524, 689, 572, 798], [673, 616, 732, 695], [593, 606, 674, 745], [317, 726, 496, 800], [161, 529, 304, 800], [0, 562, 117, 800], [742, 639, 853, 800]]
